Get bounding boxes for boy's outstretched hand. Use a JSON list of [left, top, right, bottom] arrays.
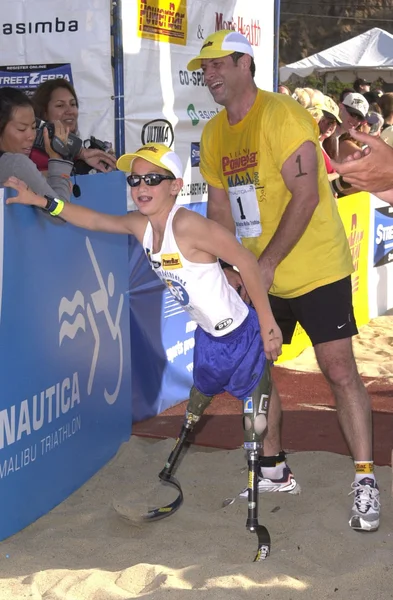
[[4, 177, 40, 207], [260, 322, 283, 362]]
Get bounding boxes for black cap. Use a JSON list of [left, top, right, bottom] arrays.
[[363, 91, 382, 104], [354, 78, 371, 87]]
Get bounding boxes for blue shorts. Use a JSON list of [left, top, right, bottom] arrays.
[[193, 307, 266, 400]]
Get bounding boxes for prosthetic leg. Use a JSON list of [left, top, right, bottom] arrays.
[[243, 362, 272, 560], [144, 386, 213, 521]]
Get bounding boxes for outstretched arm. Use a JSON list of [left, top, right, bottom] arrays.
[[4, 176, 147, 242], [174, 210, 282, 361]]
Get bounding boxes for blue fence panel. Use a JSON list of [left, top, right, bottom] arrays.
[[0, 171, 132, 540]]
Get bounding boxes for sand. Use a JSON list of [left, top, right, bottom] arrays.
[[1, 436, 392, 600], [1, 315, 392, 599]]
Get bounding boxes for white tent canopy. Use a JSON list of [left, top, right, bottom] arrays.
[[280, 28, 393, 84]]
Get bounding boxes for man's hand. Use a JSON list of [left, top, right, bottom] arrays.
[[4, 177, 42, 207], [222, 267, 250, 303], [260, 321, 283, 362], [79, 147, 117, 173], [258, 255, 275, 292], [331, 129, 393, 193]]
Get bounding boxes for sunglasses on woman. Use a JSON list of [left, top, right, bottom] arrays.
[[127, 173, 175, 187], [345, 108, 364, 121]]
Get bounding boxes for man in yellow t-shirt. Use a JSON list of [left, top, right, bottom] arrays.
[[187, 30, 380, 533]]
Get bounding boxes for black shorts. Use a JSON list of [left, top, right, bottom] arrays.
[[269, 276, 358, 346]]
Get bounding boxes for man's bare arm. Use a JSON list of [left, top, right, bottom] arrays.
[[259, 141, 320, 287], [206, 185, 236, 234], [206, 184, 249, 300]]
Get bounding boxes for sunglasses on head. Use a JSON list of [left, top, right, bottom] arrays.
[[127, 173, 175, 187]]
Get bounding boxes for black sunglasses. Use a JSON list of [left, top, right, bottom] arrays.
[[346, 108, 364, 121], [127, 173, 175, 187]]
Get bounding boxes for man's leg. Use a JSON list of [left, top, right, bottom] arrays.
[[314, 336, 380, 532], [263, 381, 282, 457], [290, 276, 380, 531], [314, 337, 372, 460]]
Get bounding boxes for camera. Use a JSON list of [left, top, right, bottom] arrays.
[[330, 175, 352, 197], [84, 136, 113, 153], [33, 119, 83, 160]]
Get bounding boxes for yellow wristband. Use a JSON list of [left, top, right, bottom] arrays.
[[50, 199, 65, 216]]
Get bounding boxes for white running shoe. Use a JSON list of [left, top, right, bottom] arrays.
[[349, 477, 380, 532], [239, 466, 301, 498]]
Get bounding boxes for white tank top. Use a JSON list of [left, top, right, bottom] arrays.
[[142, 204, 249, 336]]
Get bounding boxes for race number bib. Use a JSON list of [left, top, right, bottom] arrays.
[[228, 184, 262, 238]]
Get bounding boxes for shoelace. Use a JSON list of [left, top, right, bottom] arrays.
[[348, 481, 381, 514]]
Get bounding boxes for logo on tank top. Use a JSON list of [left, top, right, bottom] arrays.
[[145, 248, 161, 269], [162, 253, 183, 269], [214, 318, 233, 331], [165, 279, 189, 306]]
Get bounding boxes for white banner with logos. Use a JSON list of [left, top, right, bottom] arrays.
[[0, 0, 113, 143], [122, 0, 275, 209]]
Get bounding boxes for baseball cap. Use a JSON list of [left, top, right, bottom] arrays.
[[117, 143, 183, 179], [320, 95, 342, 124], [306, 93, 342, 124], [292, 88, 311, 108], [366, 111, 384, 134], [342, 93, 369, 118], [363, 90, 382, 104], [187, 30, 254, 71], [354, 78, 371, 87]]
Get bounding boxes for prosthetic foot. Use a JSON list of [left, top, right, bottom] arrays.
[[243, 363, 272, 560], [144, 386, 213, 521]]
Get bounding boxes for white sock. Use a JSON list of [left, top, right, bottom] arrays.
[[261, 460, 286, 480], [354, 461, 376, 484]]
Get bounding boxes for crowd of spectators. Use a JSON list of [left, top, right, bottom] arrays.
[[278, 78, 393, 197], [0, 81, 116, 204]]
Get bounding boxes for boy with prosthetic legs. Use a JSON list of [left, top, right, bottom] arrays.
[[5, 143, 282, 557]]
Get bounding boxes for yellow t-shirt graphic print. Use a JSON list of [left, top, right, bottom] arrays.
[[200, 90, 354, 299]]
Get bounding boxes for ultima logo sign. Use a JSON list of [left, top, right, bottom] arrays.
[[141, 119, 174, 147], [215, 13, 261, 46], [1, 18, 78, 35]]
